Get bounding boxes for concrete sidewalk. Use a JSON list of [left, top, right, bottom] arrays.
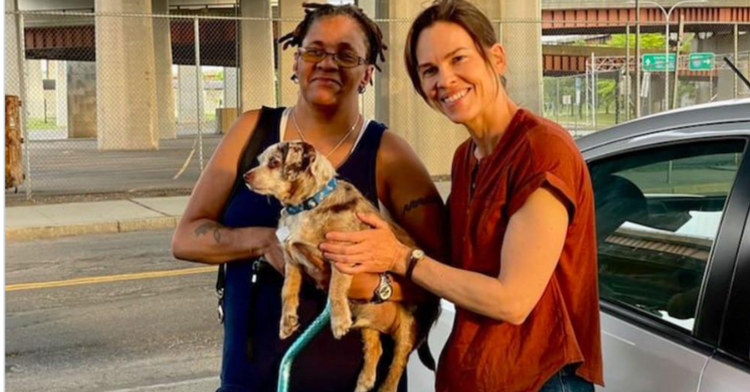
[[5, 182, 451, 242], [5, 196, 190, 241]]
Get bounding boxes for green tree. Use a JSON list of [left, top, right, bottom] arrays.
[[606, 33, 665, 50], [606, 33, 694, 52]]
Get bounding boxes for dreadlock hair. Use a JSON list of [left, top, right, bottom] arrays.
[[278, 2, 387, 72]]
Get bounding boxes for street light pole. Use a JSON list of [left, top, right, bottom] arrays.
[[636, 0, 706, 111], [635, 0, 641, 118], [663, 4, 670, 110]]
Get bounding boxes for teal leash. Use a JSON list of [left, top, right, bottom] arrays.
[[277, 300, 332, 392]]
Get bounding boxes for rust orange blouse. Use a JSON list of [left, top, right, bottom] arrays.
[[436, 109, 603, 392]]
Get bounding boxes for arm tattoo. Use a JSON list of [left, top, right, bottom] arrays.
[[194, 222, 225, 244], [402, 195, 442, 216]]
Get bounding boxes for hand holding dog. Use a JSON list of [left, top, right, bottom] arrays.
[[261, 228, 286, 275], [322, 212, 411, 276]]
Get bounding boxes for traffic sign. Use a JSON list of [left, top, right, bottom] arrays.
[[688, 52, 714, 71], [642, 53, 676, 72]]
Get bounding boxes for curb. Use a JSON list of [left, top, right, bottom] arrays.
[[5, 216, 179, 242]]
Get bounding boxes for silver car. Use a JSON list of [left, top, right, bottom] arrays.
[[408, 98, 750, 391]]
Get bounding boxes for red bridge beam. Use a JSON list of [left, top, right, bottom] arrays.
[[542, 7, 750, 35]]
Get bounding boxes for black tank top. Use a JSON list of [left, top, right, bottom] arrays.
[[218, 107, 406, 392]]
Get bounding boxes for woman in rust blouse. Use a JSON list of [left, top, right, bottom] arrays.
[[321, 0, 603, 391]]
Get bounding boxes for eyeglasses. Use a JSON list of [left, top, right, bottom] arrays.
[[296, 47, 367, 68]]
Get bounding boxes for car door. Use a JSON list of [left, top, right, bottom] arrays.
[[584, 127, 749, 392], [699, 191, 750, 391]]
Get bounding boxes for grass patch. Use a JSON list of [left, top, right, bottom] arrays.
[[26, 117, 62, 131]]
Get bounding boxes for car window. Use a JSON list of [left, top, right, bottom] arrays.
[[590, 140, 746, 333]]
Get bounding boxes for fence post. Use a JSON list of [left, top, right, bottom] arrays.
[[556, 78, 560, 122], [584, 69, 589, 126], [591, 53, 597, 129], [625, 23, 631, 121], [575, 76, 579, 135], [734, 23, 739, 99], [635, 1, 642, 118], [16, 12, 32, 199], [194, 17, 204, 172]]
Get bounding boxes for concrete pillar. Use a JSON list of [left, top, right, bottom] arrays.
[[279, 0, 306, 106], [5, 0, 21, 97], [67, 62, 97, 138], [178, 65, 202, 124], [56, 61, 68, 127], [224, 67, 238, 108], [153, 0, 176, 139], [358, 0, 377, 119], [493, 0, 543, 114], [376, 1, 466, 177], [694, 31, 750, 101], [43, 62, 57, 121], [95, 0, 158, 150], [240, 0, 276, 111], [645, 72, 666, 116], [27, 60, 45, 120], [742, 33, 750, 98]]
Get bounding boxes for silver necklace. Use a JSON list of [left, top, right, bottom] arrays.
[[291, 107, 361, 158]]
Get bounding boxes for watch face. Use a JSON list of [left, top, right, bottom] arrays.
[[374, 274, 393, 302], [379, 285, 393, 300]]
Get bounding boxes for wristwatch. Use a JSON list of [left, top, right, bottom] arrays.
[[406, 249, 425, 281], [371, 272, 393, 304]]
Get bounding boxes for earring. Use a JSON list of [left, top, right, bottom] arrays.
[[358, 85, 366, 94], [291, 74, 299, 84]]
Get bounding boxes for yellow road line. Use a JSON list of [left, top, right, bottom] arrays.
[[5, 266, 216, 292]]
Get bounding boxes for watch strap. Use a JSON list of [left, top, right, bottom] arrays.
[[405, 250, 422, 281]]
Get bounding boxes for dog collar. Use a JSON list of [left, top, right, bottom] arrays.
[[285, 177, 338, 215]]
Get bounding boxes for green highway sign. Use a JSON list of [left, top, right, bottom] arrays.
[[642, 53, 676, 72], [688, 52, 714, 71]]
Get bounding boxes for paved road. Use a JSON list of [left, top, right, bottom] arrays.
[[5, 230, 222, 392], [5, 229, 452, 392]]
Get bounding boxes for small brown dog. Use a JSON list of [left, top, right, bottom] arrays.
[[245, 141, 439, 392]]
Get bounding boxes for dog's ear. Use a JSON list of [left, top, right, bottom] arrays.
[[279, 142, 291, 165], [300, 142, 317, 173], [281, 142, 311, 181]]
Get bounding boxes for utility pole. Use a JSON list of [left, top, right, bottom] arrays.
[[672, 15, 684, 109]]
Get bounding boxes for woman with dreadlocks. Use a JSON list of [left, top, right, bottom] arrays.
[[172, 3, 446, 391]]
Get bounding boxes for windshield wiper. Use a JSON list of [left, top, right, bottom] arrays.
[[723, 56, 750, 90]]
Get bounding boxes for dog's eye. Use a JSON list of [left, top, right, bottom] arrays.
[[268, 159, 280, 169]]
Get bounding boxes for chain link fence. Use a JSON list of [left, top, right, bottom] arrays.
[[4, 10, 749, 201], [543, 21, 750, 137]]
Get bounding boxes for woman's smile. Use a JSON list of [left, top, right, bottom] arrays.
[[440, 87, 472, 108]]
